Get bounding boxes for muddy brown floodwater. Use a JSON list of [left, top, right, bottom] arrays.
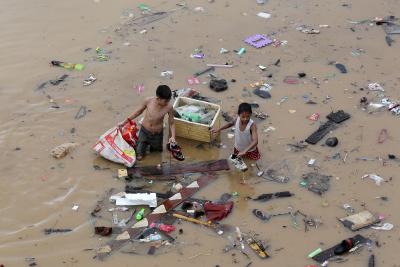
[[1, 0, 400, 266]]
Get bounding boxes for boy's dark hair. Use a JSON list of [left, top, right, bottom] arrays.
[[238, 102, 252, 115], [156, 85, 172, 100]]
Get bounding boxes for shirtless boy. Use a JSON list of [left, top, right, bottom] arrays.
[[120, 85, 176, 160]]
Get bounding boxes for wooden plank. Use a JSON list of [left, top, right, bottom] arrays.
[[124, 159, 229, 178]]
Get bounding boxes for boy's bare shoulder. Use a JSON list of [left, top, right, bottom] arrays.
[[144, 97, 155, 104]]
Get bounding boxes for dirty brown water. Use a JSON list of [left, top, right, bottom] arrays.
[[1, 0, 400, 266]]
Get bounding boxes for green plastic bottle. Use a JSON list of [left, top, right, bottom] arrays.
[[135, 208, 145, 221], [182, 112, 201, 123], [51, 60, 84, 71]]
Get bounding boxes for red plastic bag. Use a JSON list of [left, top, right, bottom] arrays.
[[120, 119, 139, 148]]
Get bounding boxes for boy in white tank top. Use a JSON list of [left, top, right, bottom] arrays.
[[211, 103, 261, 160]]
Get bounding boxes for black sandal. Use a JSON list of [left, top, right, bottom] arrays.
[[252, 209, 270, 221]]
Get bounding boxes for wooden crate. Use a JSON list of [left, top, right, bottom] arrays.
[[173, 97, 221, 143]]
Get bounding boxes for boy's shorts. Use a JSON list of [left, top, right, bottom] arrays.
[[136, 126, 163, 157], [233, 147, 261, 160]]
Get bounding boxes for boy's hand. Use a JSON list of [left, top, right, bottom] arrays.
[[237, 151, 246, 157], [168, 137, 176, 144], [118, 119, 127, 128], [210, 128, 220, 135]]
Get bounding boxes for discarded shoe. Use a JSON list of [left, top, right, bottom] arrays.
[[253, 193, 273, 202], [333, 238, 354, 255], [312, 234, 369, 263], [252, 209, 270, 221], [371, 222, 394, 231], [229, 154, 248, 171], [325, 137, 338, 147], [167, 142, 185, 161]]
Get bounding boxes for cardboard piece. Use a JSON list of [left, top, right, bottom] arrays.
[[339, 210, 380, 231]]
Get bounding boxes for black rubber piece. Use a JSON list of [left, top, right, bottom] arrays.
[[327, 110, 351, 123], [51, 60, 63, 67], [253, 88, 271, 99], [210, 79, 228, 92], [252, 209, 269, 221], [386, 35, 394, 46], [368, 254, 375, 267], [181, 201, 193, 210], [274, 191, 294, 198], [325, 137, 338, 147], [305, 121, 336, 144], [49, 74, 69, 86], [253, 193, 273, 202], [335, 63, 347, 73]]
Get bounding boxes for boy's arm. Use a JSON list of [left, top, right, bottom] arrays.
[[211, 119, 235, 134], [238, 123, 258, 156], [168, 106, 176, 143], [129, 99, 148, 120], [120, 99, 148, 125]]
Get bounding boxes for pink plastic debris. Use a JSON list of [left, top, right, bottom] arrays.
[[187, 77, 200, 85], [309, 113, 320, 121], [135, 84, 144, 95]]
